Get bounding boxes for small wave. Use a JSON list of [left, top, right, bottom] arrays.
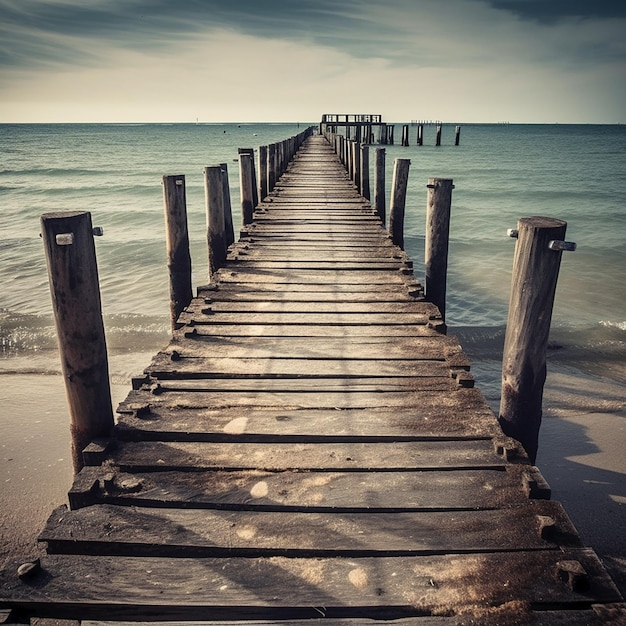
[[600, 320, 626, 332]]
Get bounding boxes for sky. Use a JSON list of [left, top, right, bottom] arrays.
[[0, 0, 624, 123]]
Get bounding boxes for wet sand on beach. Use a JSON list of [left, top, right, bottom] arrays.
[[1, 363, 624, 598]]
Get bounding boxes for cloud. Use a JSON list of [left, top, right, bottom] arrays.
[[0, 0, 624, 122], [485, 0, 626, 23]]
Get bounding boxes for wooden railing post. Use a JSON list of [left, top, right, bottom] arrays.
[[360, 144, 370, 201], [162, 175, 193, 331], [499, 217, 575, 463], [239, 151, 255, 225], [204, 165, 227, 278], [41, 211, 114, 473], [388, 158, 411, 249], [259, 145, 268, 201], [374, 148, 386, 224], [425, 178, 454, 322]]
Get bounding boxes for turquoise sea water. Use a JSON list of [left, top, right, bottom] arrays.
[[1, 122, 624, 385]]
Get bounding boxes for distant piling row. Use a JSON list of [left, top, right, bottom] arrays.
[[323, 126, 576, 463], [321, 114, 461, 147]]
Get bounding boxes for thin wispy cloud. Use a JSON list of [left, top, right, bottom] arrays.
[[0, 0, 624, 122]]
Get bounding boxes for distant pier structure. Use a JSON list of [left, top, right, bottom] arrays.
[[320, 113, 393, 144], [320, 114, 460, 146]]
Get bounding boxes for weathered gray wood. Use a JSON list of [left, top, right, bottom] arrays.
[[238, 152, 255, 225], [238, 148, 258, 209], [455, 125, 461, 146], [41, 501, 577, 556], [203, 165, 227, 277], [81, 614, 625, 626], [84, 440, 501, 471], [258, 145, 268, 200], [359, 144, 370, 200], [0, 550, 619, 621], [499, 217, 568, 463], [267, 143, 276, 192], [67, 465, 537, 512], [424, 178, 454, 322], [374, 147, 386, 224], [41, 211, 114, 473], [435, 124, 442, 146], [389, 158, 411, 249], [417, 124, 424, 146], [145, 354, 452, 380], [162, 175, 193, 331], [219, 162, 235, 249]]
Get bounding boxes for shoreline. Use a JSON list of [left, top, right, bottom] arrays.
[[1, 359, 624, 596]]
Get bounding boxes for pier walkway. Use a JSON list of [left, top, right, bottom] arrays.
[[1, 135, 623, 624]]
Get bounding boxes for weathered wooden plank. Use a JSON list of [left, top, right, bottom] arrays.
[[145, 354, 452, 380], [161, 335, 466, 361], [187, 301, 437, 315], [179, 312, 431, 327], [214, 269, 413, 284], [225, 261, 409, 272], [122, 387, 471, 409], [179, 325, 443, 338], [0, 550, 619, 621], [40, 501, 579, 557], [83, 440, 502, 471], [81, 612, 626, 626], [115, 393, 498, 442], [66, 465, 547, 511]]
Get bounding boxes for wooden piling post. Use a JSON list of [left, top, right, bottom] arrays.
[[388, 125, 395, 145], [388, 158, 411, 249], [239, 148, 258, 209], [219, 163, 235, 249], [268, 143, 276, 193], [162, 175, 193, 332], [259, 145, 268, 201], [499, 217, 574, 463], [424, 178, 454, 322], [455, 125, 461, 146], [360, 144, 370, 200], [402, 124, 409, 147], [353, 142, 362, 192], [41, 211, 114, 473], [239, 151, 255, 225], [435, 125, 442, 146], [204, 165, 227, 278], [374, 148, 386, 224], [417, 125, 424, 146]]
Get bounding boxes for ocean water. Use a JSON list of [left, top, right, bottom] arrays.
[[1, 122, 624, 390], [1, 122, 625, 569]]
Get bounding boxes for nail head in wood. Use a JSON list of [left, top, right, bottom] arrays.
[[55, 233, 74, 245]]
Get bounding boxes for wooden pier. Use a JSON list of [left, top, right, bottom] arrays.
[[1, 135, 623, 624]]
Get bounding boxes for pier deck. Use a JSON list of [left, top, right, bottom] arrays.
[[0, 136, 623, 624]]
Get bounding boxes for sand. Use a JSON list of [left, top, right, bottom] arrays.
[[1, 364, 624, 598]]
